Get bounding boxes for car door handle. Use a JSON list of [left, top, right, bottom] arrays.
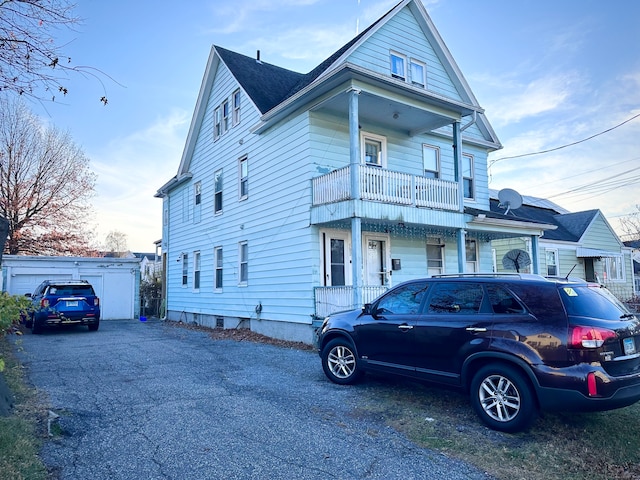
[[466, 327, 487, 332], [398, 324, 414, 331]]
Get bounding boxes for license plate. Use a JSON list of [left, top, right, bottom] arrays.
[[623, 337, 636, 356], [66, 301, 78, 307]]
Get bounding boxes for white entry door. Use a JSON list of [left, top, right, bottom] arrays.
[[322, 231, 351, 286], [364, 234, 390, 286]]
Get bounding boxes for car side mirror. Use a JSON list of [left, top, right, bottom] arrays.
[[362, 303, 372, 315]]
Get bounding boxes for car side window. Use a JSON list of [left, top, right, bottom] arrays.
[[487, 285, 526, 314], [427, 282, 483, 314], [376, 282, 429, 315]]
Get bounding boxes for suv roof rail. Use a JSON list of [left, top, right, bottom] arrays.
[[431, 273, 546, 280]]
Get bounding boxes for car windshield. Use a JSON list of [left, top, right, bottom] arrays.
[[559, 285, 630, 319]]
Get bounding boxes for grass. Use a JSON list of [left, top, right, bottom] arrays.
[[351, 374, 640, 480], [0, 337, 48, 480]]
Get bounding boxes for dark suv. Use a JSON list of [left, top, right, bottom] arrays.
[[315, 274, 640, 432], [26, 280, 100, 334]]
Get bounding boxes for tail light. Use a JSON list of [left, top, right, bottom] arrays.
[[40, 299, 49, 308], [94, 298, 100, 306], [570, 326, 616, 349]]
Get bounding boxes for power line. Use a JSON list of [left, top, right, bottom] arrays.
[[488, 112, 640, 166]]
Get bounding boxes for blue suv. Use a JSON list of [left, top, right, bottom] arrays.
[[26, 280, 100, 333]]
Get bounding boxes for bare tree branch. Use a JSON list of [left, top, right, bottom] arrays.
[[0, 95, 97, 255]]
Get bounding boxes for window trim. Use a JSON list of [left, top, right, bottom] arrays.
[[390, 51, 407, 81], [194, 181, 201, 206], [462, 153, 475, 200], [238, 241, 248, 286], [181, 253, 188, 287], [545, 248, 559, 276], [238, 156, 248, 201], [360, 132, 387, 168], [193, 251, 201, 291], [214, 246, 223, 292], [605, 255, 625, 282], [232, 89, 241, 126], [422, 144, 440, 179], [214, 169, 223, 215], [409, 58, 426, 87]]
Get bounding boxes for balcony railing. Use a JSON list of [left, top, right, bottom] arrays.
[[314, 285, 388, 318], [312, 165, 459, 211]]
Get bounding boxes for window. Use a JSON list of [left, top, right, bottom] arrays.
[[193, 251, 201, 290], [465, 239, 477, 273], [546, 249, 558, 276], [213, 107, 221, 140], [376, 282, 429, 315], [462, 153, 474, 199], [426, 237, 444, 276], [214, 247, 223, 291], [487, 285, 526, 314], [422, 145, 440, 178], [390, 51, 406, 80], [409, 59, 426, 87], [428, 282, 484, 314], [194, 182, 201, 205], [239, 156, 248, 200], [361, 133, 386, 167], [232, 89, 241, 126], [222, 99, 230, 133], [239, 241, 248, 285], [181, 253, 188, 286], [605, 256, 624, 281], [214, 169, 223, 214]]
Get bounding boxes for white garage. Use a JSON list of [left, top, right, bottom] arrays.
[[1, 255, 141, 320]]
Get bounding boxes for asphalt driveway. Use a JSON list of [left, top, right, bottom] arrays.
[[12, 319, 492, 480]]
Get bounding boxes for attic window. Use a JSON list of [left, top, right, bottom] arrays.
[[410, 59, 426, 87], [232, 89, 241, 126], [214, 107, 221, 140], [390, 51, 406, 80]]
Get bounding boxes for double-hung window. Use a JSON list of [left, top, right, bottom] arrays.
[[214, 247, 223, 291], [239, 241, 248, 286], [214, 169, 223, 214], [546, 249, 558, 276], [232, 89, 241, 126], [462, 153, 474, 199], [390, 51, 406, 80], [181, 253, 188, 286], [193, 251, 201, 290], [194, 182, 201, 205], [222, 100, 230, 134], [410, 58, 426, 87], [422, 144, 440, 178], [361, 133, 386, 168], [213, 107, 221, 141], [426, 237, 444, 276], [606, 256, 624, 281], [239, 156, 248, 200]]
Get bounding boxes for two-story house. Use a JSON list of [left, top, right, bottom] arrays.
[[156, 0, 553, 343]]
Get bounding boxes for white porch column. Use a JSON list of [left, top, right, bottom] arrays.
[[349, 88, 361, 200], [452, 120, 464, 212], [352, 217, 363, 307]]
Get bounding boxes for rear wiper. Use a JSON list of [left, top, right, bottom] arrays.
[[620, 313, 636, 319]]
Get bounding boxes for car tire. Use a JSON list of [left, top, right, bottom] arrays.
[[88, 321, 99, 332], [470, 363, 537, 433], [31, 319, 42, 335], [321, 338, 363, 385]]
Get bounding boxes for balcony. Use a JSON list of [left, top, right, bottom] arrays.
[[312, 165, 460, 211], [314, 286, 388, 318]]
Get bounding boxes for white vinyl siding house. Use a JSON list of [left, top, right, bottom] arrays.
[[156, 0, 552, 343]]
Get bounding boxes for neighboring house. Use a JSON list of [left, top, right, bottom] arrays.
[[624, 240, 640, 295], [133, 252, 162, 282], [155, 0, 555, 343], [490, 191, 636, 302]]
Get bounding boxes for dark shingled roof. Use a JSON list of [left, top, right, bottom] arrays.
[[488, 199, 598, 242], [214, 1, 396, 114]]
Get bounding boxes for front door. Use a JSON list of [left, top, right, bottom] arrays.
[[364, 234, 390, 286], [322, 231, 351, 286]]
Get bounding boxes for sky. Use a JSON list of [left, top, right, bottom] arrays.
[[26, 0, 640, 251]]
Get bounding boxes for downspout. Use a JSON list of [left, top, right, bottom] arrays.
[[348, 88, 363, 307], [453, 120, 466, 272]]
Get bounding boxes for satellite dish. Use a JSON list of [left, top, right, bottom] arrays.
[[502, 249, 531, 273], [497, 188, 523, 215]]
